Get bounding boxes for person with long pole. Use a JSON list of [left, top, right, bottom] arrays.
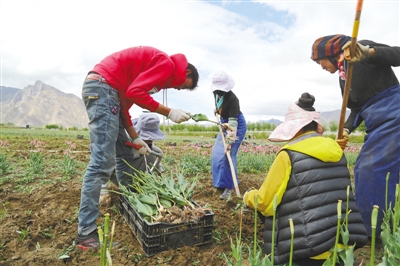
[[210, 71, 246, 200], [310, 31, 400, 237]]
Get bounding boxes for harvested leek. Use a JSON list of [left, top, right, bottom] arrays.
[[117, 162, 209, 224]]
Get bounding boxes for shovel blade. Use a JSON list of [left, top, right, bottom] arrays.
[[190, 113, 218, 124]]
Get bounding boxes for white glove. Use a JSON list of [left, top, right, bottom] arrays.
[[132, 137, 151, 155], [168, 109, 190, 123], [243, 188, 255, 210], [225, 126, 237, 144], [342, 41, 370, 63]]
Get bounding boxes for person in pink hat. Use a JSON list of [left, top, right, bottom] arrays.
[[244, 93, 367, 266]]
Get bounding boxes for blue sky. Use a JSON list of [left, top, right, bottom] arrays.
[[1, 0, 399, 124], [209, 0, 295, 29]]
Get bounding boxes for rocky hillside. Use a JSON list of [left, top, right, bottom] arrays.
[[0, 81, 350, 129], [0, 86, 20, 102], [261, 110, 350, 127], [319, 109, 350, 127], [1, 81, 89, 129]]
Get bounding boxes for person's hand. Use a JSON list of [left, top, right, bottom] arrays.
[[342, 41, 370, 63], [221, 123, 232, 131], [132, 137, 151, 155], [225, 127, 237, 143], [242, 188, 255, 211], [168, 109, 190, 123], [336, 129, 349, 151], [224, 143, 232, 154]]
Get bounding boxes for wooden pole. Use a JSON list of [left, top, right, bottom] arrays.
[[216, 114, 241, 197], [338, 0, 364, 139]]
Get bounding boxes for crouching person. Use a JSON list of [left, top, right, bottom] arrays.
[[244, 93, 367, 266], [100, 112, 165, 204], [129, 112, 165, 174]]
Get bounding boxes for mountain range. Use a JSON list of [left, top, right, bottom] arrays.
[[0, 81, 348, 129], [1, 81, 89, 129]]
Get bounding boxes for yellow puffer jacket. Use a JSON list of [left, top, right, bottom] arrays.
[[244, 132, 343, 216]]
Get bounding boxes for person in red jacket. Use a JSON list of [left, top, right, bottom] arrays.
[[76, 46, 199, 249]]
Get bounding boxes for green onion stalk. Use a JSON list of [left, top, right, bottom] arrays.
[[116, 163, 198, 223], [98, 227, 105, 266], [108, 221, 116, 261], [253, 195, 258, 258], [122, 159, 162, 193], [345, 185, 350, 228], [123, 160, 195, 209], [271, 194, 278, 265], [106, 249, 112, 266], [332, 200, 342, 266], [103, 214, 110, 266], [239, 204, 243, 243], [289, 218, 294, 266], [385, 172, 390, 212], [370, 205, 379, 266], [394, 184, 399, 233]]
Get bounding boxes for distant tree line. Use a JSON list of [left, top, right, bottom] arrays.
[[162, 121, 367, 133], [161, 121, 278, 132], [325, 121, 366, 133], [44, 124, 86, 131], [12, 121, 366, 134]]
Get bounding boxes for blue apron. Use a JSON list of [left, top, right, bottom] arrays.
[[354, 84, 400, 236], [211, 113, 246, 189]]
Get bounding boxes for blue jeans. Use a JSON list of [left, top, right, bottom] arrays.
[[115, 118, 135, 187], [78, 79, 125, 236]]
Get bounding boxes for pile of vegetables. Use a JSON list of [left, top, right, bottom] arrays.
[[119, 168, 208, 224]]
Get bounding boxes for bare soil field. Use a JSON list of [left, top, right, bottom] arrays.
[[0, 133, 380, 265]]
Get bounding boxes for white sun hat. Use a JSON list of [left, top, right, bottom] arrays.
[[210, 71, 235, 92]]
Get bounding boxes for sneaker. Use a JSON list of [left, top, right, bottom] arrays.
[[220, 188, 234, 200], [76, 230, 119, 251], [75, 230, 100, 250]]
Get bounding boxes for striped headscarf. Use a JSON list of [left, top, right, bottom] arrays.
[[311, 34, 351, 61]]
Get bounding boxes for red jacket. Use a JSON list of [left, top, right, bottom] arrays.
[[91, 46, 188, 128]]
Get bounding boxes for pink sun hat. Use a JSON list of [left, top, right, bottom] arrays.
[[268, 103, 324, 142]]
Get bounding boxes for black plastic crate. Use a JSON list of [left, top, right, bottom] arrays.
[[119, 194, 214, 257]]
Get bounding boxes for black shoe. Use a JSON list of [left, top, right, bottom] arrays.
[[75, 230, 100, 250]]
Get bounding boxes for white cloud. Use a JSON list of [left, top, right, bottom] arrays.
[[1, 0, 399, 123]]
